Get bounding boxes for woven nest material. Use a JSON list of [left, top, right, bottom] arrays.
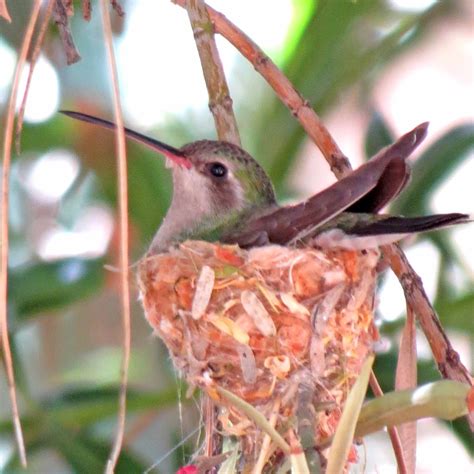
[[138, 240, 381, 469]]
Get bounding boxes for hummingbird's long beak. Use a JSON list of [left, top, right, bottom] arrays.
[[60, 110, 192, 169]]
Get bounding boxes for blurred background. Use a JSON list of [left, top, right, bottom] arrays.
[[0, 0, 473, 472]]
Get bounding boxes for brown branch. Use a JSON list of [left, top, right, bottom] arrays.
[[53, 0, 81, 64], [182, 0, 241, 145], [0, 0, 11, 22], [82, 0, 91, 21], [384, 244, 474, 429], [173, 0, 351, 178], [1, 1, 44, 467], [100, 1, 131, 472], [16, 0, 56, 154], [369, 372, 408, 474], [110, 0, 124, 17]]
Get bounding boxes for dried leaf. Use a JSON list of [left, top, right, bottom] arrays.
[[310, 334, 325, 375], [264, 355, 291, 379], [313, 284, 345, 328], [209, 315, 249, 345], [53, 0, 81, 64], [257, 283, 282, 312], [237, 344, 257, 384], [395, 306, 417, 473], [280, 292, 310, 315], [241, 290, 276, 336], [192, 265, 215, 320]]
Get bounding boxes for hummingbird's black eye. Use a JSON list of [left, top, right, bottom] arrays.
[[209, 162, 227, 178]]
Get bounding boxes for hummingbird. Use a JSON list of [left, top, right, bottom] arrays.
[[61, 111, 469, 254]]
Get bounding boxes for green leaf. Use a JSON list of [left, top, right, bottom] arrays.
[[326, 355, 374, 474], [364, 111, 394, 159], [216, 386, 290, 454], [372, 352, 440, 393], [68, 434, 147, 474], [45, 385, 182, 428], [46, 421, 147, 473], [355, 380, 470, 438], [435, 291, 474, 333], [450, 416, 474, 455], [49, 423, 105, 473], [392, 123, 474, 215], [9, 257, 105, 320]]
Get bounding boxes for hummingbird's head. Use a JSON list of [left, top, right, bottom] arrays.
[[157, 140, 276, 250], [175, 140, 276, 213], [59, 111, 276, 250]]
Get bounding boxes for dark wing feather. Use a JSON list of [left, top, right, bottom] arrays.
[[347, 122, 430, 212], [224, 122, 429, 247], [346, 156, 410, 213], [349, 213, 470, 236]]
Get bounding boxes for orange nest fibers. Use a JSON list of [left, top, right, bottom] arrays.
[[138, 240, 380, 466]]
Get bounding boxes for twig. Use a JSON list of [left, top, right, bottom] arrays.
[[173, 0, 351, 178], [183, 0, 240, 145], [110, 0, 124, 17], [100, 0, 131, 472], [254, 398, 280, 473], [395, 305, 417, 473], [53, 0, 81, 64], [203, 395, 216, 458], [0, 0, 11, 22], [16, 0, 56, 154], [1, 2, 43, 467], [82, 0, 91, 21], [64, 0, 73, 15], [369, 372, 408, 474], [384, 244, 474, 429]]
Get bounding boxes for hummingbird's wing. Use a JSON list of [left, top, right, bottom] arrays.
[[223, 122, 428, 247], [345, 153, 410, 213]]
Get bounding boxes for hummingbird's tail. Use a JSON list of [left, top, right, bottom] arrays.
[[310, 212, 471, 250], [349, 212, 471, 236]]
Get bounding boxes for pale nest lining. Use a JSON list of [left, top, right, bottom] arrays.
[[138, 240, 380, 464]]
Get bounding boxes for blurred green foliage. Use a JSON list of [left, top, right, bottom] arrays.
[[1, 0, 473, 471]]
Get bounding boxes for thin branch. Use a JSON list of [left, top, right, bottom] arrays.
[[173, 0, 351, 178], [369, 372, 408, 474], [100, 0, 131, 472], [53, 0, 81, 64], [384, 244, 474, 429], [1, 1, 43, 467], [82, 0, 91, 21], [110, 0, 124, 17], [16, 0, 56, 154], [183, 0, 241, 145], [0, 0, 11, 22]]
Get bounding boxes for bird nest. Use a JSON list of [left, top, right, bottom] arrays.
[[137, 240, 380, 470]]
